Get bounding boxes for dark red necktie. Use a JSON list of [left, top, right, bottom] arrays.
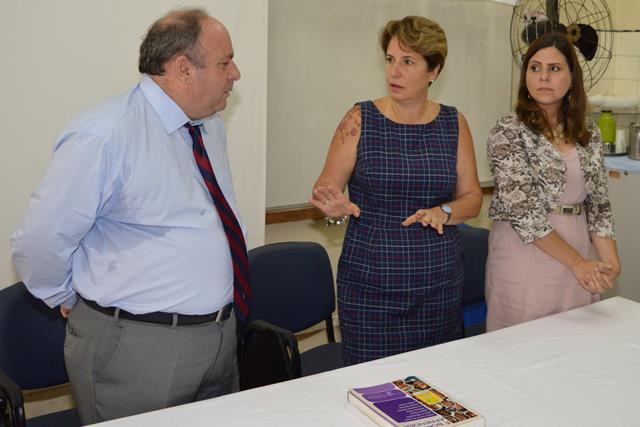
[[185, 124, 251, 325]]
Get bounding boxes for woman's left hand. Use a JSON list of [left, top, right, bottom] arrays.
[[599, 261, 621, 286], [402, 208, 448, 235]]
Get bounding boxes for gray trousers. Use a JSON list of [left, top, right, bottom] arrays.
[[64, 298, 238, 425]]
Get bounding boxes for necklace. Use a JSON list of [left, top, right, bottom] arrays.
[[551, 123, 565, 144]]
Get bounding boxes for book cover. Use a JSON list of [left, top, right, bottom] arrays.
[[347, 375, 485, 427]]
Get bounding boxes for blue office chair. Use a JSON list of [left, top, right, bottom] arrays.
[[245, 242, 344, 378], [0, 282, 80, 427], [458, 224, 490, 337]]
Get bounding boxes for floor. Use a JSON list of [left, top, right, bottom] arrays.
[[23, 384, 75, 419]]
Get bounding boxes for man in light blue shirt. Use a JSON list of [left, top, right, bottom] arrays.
[[11, 7, 243, 424]]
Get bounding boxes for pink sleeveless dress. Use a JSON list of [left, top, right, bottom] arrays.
[[485, 147, 598, 331]]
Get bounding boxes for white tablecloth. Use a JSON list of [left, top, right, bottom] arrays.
[[95, 297, 640, 427]]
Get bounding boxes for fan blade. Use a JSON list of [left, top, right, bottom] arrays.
[[521, 19, 552, 45], [575, 24, 598, 60]]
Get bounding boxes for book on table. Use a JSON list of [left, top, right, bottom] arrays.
[[347, 375, 485, 427]]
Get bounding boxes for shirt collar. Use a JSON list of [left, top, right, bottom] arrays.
[[139, 74, 216, 135]]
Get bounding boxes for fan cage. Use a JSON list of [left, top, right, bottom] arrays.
[[510, 0, 613, 92]]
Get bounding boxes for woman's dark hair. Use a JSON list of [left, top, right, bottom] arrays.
[[138, 8, 208, 76], [516, 32, 590, 146]]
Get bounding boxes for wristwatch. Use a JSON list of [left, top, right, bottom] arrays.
[[439, 205, 452, 224]]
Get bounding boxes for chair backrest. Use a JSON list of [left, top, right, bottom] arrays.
[[248, 242, 335, 334], [0, 283, 69, 390], [458, 224, 489, 307], [238, 320, 301, 390]]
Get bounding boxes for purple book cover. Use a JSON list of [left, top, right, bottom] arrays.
[[354, 380, 438, 423], [350, 376, 483, 426], [374, 397, 438, 423]]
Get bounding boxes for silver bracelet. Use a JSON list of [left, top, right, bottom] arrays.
[[324, 215, 349, 227]]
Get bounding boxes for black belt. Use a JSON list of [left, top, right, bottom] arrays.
[[82, 298, 233, 325]]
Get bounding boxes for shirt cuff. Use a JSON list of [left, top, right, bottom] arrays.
[[59, 293, 78, 310]]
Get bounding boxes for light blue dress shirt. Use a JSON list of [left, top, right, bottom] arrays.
[[11, 75, 245, 314]]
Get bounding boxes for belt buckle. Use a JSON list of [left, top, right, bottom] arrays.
[[558, 205, 581, 215]]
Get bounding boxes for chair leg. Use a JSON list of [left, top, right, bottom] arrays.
[[324, 318, 336, 343]]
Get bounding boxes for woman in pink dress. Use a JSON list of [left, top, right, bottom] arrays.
[[485, 32, 620, 331]]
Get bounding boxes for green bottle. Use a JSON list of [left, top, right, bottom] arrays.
[[597, 110, 616, 143]]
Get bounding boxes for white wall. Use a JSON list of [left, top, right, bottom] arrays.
[[589, 0, 640, 97], [0, 0, 267, 288], [266, 0, 513, 208]]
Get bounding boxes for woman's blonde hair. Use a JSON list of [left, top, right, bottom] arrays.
[[380, 16, 447, 73]]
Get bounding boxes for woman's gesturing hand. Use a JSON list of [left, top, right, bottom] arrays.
[[402, 208, 448, 235], [310, 185, 360, 219]]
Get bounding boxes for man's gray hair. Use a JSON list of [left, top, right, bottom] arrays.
[[138, 7, 209, 75]]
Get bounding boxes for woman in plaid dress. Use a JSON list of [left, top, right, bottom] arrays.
[[310, 16, 482, 365]]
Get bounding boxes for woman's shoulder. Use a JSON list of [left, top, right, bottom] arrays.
[[438, 103, 457, 113], [355, 99, 381, 118], [581, 118, 603, 153], [494, 113, 520, 128], [435, 103, 459, 121], [368, 97, 387, 109], [486, 113, 539, 153], [338, 103, 363, 122], [585, 117, 599, 137], [488, 113, 524, 137], [339, 103, 363, 127]]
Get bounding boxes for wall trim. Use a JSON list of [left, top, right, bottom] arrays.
[[266, 204, 324, 224], [266, 186, 494, 225]]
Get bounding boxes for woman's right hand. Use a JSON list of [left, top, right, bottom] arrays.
[[572, 259, 613, 294], [310, 184, 360, 219]]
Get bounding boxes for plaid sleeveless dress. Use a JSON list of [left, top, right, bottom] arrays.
[[337, 101, 464, 365]]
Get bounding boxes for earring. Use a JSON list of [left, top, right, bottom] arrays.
[[526, 92, 532, 100], [428, 80, 434, 87]]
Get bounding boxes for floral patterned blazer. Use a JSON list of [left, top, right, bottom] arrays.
[[487, 114, 615, 244]]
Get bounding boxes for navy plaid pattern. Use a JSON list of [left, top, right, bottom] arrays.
[[337, 101, 463, 365]]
